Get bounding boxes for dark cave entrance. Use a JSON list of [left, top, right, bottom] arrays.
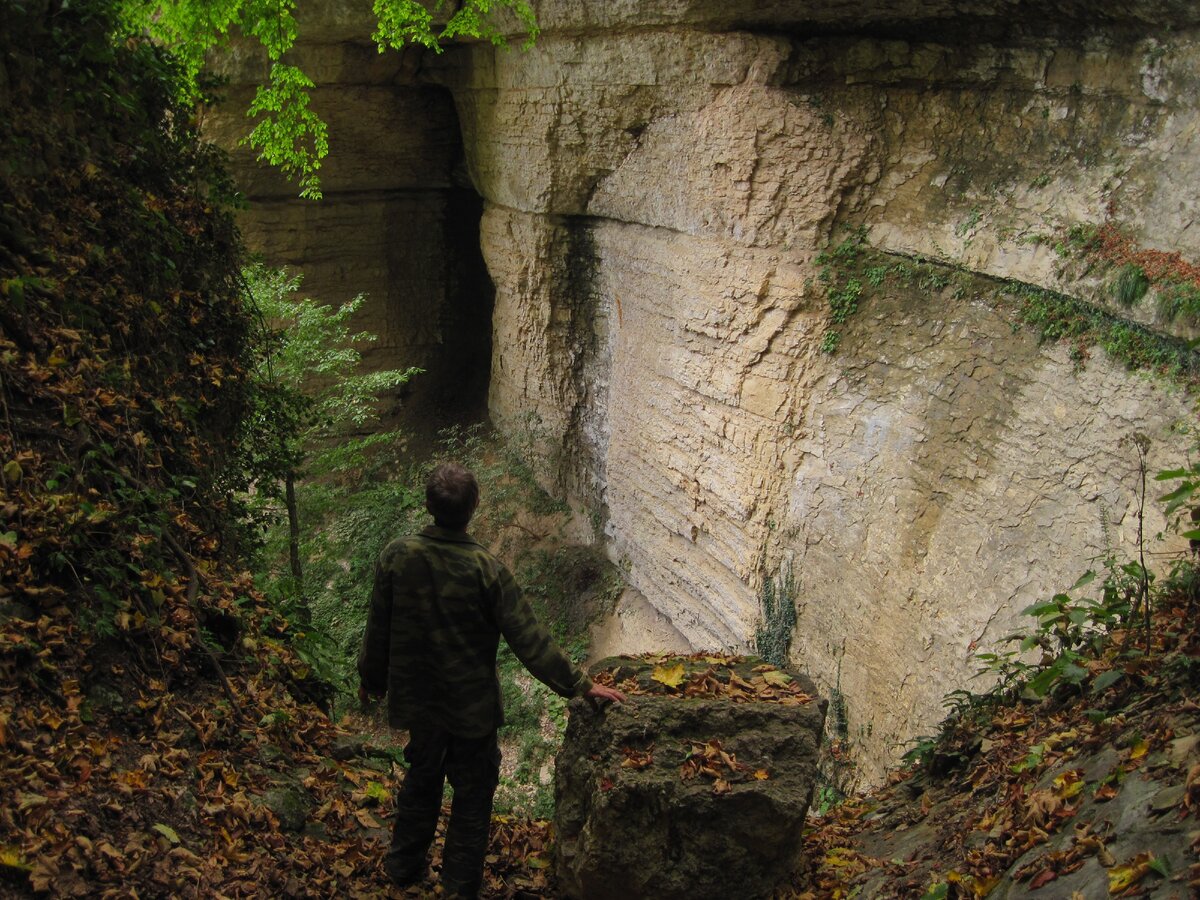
[[384, 95, 495, 445]]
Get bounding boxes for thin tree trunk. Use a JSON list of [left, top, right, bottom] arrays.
[[285, 469, 308, 623]]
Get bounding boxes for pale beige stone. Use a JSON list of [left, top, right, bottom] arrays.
[[212, 2, 1200, 783]]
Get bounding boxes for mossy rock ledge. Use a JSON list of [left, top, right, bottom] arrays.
[[553, 654, 827, 900]]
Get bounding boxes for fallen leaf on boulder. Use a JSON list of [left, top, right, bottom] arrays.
[[651, 663, 686, 689]]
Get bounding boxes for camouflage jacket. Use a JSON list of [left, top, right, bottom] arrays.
[[357, 525, 593, 737]]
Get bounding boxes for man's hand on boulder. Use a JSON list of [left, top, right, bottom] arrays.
[[585, 683, 626, 709]]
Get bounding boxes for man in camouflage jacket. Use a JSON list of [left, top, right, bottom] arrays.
[[358, 462, 624, 897]]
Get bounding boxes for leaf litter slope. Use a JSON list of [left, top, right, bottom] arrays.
[[798, 595, 1199, 899], [0, 4, 551, 897]]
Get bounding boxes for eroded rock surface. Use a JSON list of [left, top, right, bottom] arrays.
[[554, 655, 826, 899], [211, 0, 1200, 780]]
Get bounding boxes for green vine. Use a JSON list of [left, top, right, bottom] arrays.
[[813, 226, 1199, 388]]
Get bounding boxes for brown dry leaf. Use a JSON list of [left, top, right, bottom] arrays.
[[354, 809, 381, 830], [728, 672, 756, 693], [619, 746, 654, 770], [1023, 789, 1062, 828], [761, 669, 793, 688]]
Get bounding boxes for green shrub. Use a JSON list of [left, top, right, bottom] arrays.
[[754, 562, 797, 667], [1112, 264, 1149, 308]]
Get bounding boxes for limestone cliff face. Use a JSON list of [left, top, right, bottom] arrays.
[[216, 2, 1200, 780]]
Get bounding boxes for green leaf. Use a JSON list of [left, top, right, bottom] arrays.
[[1027, 667, 1060, 698], [1157, 483, 1194, 504], [1060, 662, 1088, 684], [1154, 467, 1193, 480], [152, 823, 180, 845], [1021, 600, 1060, 616], [1071, 570, 1097, 589], [1148, 855, 1171, 877], [1091, 669, 1124, 693]]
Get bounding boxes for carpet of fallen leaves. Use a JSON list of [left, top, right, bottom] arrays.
[[795, 597, 1200, 899], [0, 620, 563, 897], [593, 652, 816, 706], [0, 6, 558, 897]]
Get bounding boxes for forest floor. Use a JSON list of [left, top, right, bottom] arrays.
[[4, 586, 1195, 898]]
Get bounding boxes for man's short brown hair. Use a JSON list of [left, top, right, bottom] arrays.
[[425, 462, 480, 530]]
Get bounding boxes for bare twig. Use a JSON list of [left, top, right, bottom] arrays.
[[101, 462, 245, 721], [159, 526, 244, 721], [1130, 433, 1152, 652]]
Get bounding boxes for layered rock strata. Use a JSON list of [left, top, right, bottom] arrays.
[[215, 1, 1200, 779], [433, 7, 1199, 781]]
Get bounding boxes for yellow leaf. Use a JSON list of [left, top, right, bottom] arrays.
[[1044, 728, 1078, 748], [651, 663, 687, 689], [2, 460, 21, 484], [1128, 739, 1148, 760], [1053, 769, 1085, 799], [151, 824, 180, 845], [762, 670, 794, 687], [823, 849, 858, 868], [971, 875, 1001, 897], [1107, 852, 1154, 894], [754, 769, 770, 780], [0, 846, 32, 874]]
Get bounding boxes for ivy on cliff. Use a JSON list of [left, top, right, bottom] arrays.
[[815, 226, 1200, 388]]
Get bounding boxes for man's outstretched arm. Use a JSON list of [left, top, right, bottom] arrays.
[[494, 567, 624, 705]]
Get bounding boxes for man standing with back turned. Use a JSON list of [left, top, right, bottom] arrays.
[[358, 462, 624, 897]]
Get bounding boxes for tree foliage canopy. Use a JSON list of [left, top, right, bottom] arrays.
[[115, 0, 538, 198]]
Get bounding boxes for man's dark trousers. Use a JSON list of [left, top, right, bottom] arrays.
[[386, 727, 501, 898]]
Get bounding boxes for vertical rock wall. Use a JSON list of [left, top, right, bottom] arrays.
[[434, 6, 1199, 780], [215, 2, 1200, 780]]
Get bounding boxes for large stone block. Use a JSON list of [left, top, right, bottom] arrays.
[[554, 655, 826, 900]]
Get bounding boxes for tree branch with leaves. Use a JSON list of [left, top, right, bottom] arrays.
[[115, 0, 538, 198]]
